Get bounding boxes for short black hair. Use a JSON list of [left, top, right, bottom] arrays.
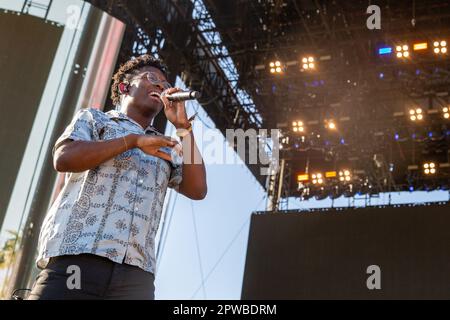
[[111, 54, 169, 106]]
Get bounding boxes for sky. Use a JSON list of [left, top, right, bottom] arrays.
[[0, 0, 449, 300]]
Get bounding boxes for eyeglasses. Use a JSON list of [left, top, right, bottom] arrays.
[[131, 72, 172, 90]]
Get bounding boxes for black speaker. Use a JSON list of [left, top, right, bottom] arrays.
[[242, 203, 450, 299]]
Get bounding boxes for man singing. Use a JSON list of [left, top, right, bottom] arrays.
[[28, 54, 207, 300]]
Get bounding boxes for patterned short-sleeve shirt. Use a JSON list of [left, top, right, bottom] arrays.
[[36, 107, 182, 274]]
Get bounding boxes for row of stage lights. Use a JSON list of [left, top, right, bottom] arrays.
[[297, 170, 352, 185], [292, 119, 337, 133], [379, 40, 447, 58], [299, 162, 440, 187], [267, 40, 447, 75], [265, 40, 447, 78], [289, 106, 449, 134], [408, 107, 449, 121], [269, 56, 316, 74]]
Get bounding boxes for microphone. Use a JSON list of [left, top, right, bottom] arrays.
[[166, 91, 200, 102]]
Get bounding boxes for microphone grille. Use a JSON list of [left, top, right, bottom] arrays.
[[191, 91, 201, 99]]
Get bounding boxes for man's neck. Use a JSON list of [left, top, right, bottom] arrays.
[[120, 104, 156, 129]]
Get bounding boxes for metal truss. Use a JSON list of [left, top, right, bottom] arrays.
[[21, 0, 53, 20]]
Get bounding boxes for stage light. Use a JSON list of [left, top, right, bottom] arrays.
[[396, 44, 409, 58], [423, 162, 436, 175], [413, 42, 428, 51], [338, 169, 352, 182], [443, 106, 449, 119], [433, 40, 447, 54], [292, 120, 304, 133], [378, 47, 392, 55], [301, 56, 315, 70], [269, 60, 283, 73], [325, 120, 336, 130], [297, 174, 309, 182], [409, 108, 424, 121], [325, 171, 337, 178], [312, 173, 323, 185]]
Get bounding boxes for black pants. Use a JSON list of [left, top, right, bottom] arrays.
[[27, 254, 155, 300]]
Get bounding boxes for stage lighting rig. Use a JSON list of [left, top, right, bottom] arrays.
[[433, 40, 447, 54], [325, 120, 337, 130], [396, 45, 410, 58], [424, 162, 437, 175], [312, 173, 324, 185], [339, 170, 352, 182], [443, 107, 449, 119], [269, 60, 283, 74], [301, 56, 315, 70], [292, 121, 305, 133], [413, 42, 428, 51], [409, 108, 423, 121]]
